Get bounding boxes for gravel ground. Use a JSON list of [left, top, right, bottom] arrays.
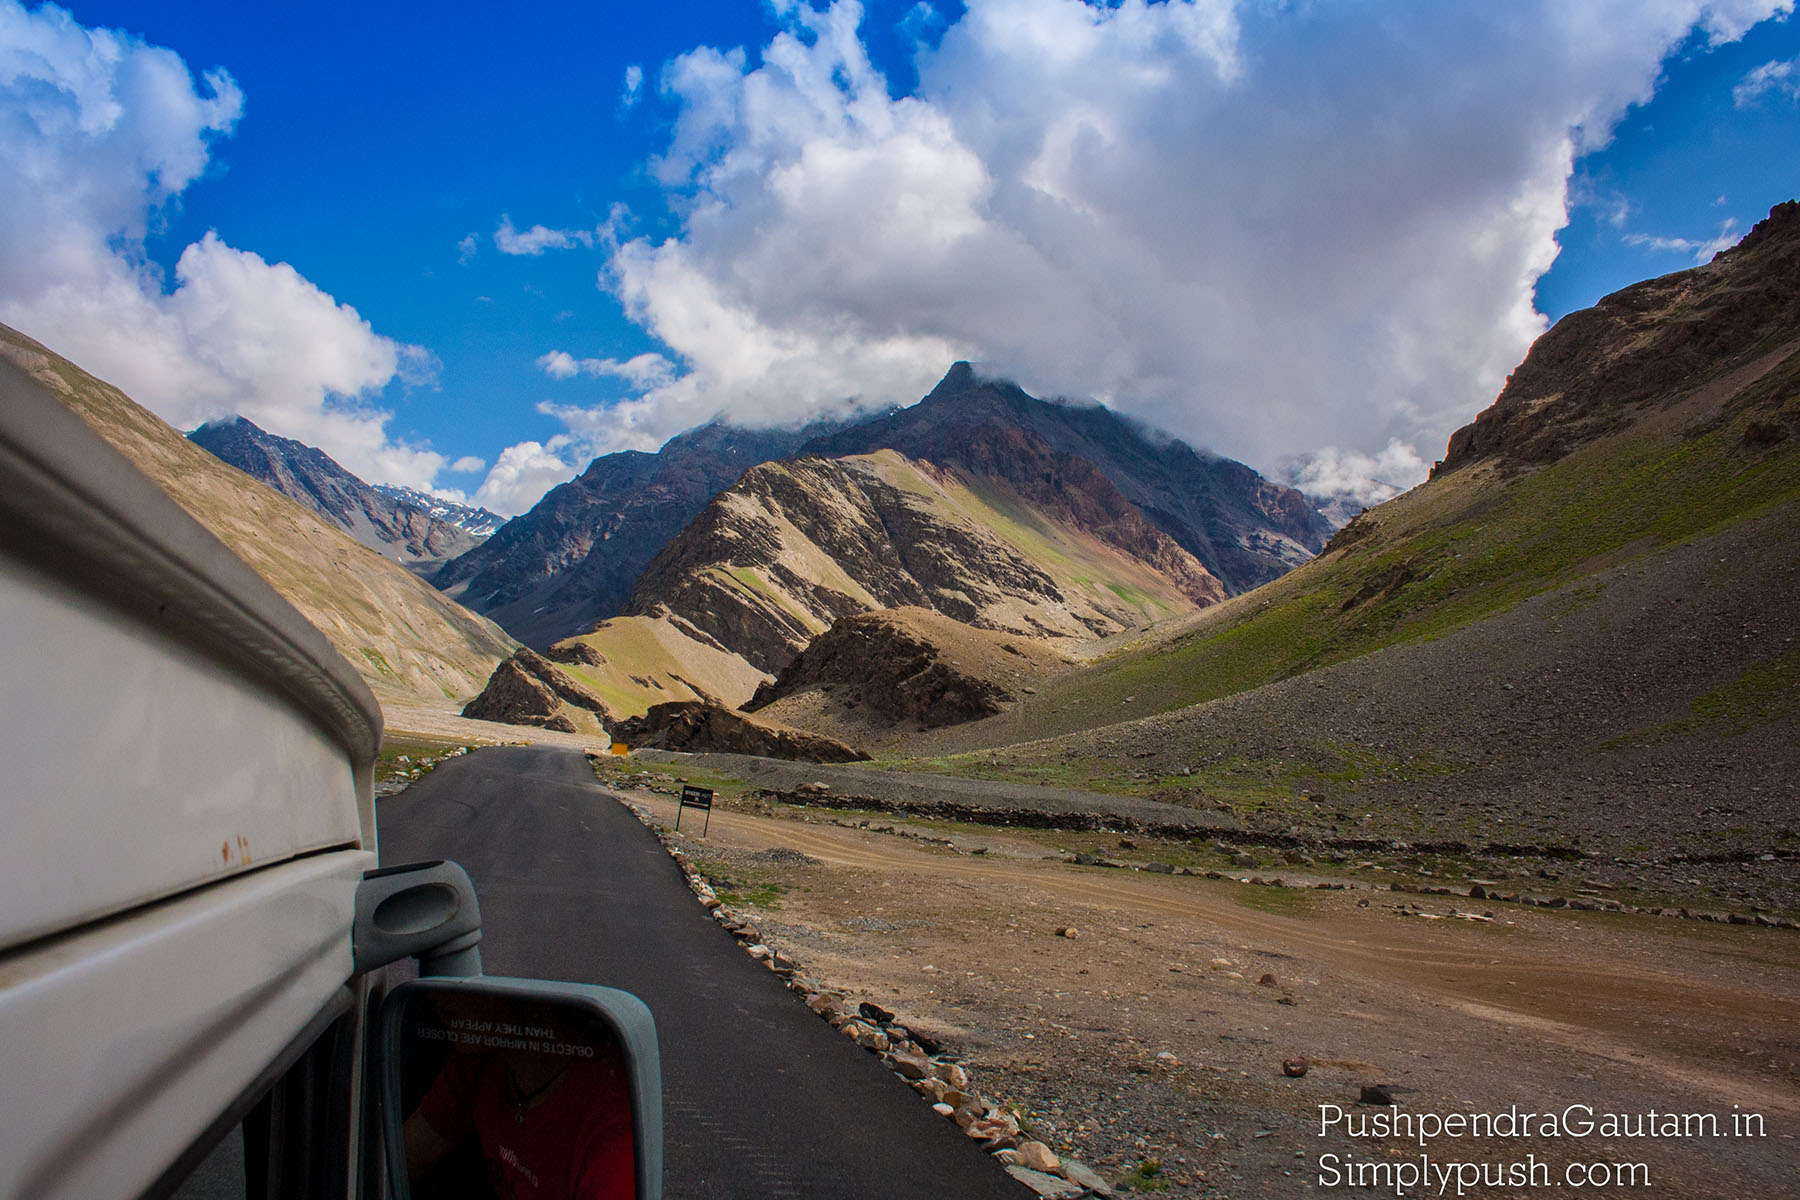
[[617, 781, 1800, 1199]]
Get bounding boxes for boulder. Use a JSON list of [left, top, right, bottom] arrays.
[[461, 648, 613, 731], [887, 1052, 932, 1081], [612, 700, 869, 763], [1059, 1159, 1115, 1197], [1004, 1166, 1083, 1198], [544, 640, 607, 667], [932, 1061, 970, 1090]]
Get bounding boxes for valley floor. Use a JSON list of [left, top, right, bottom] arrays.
[[381, 702, 614, 754], [615, 773, 1799, 1199]]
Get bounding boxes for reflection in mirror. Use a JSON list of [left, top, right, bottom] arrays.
[[389, 983, 645, 1200]]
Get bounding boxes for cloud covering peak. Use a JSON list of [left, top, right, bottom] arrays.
[[529, 0, 1786, 496]]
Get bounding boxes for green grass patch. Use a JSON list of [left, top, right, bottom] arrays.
[[1121, 1158, 1168, 1192], [1689, 644, 1800, 734], [375, 736, 471, 786], [359, 646, 395, 678], [1226, 884, 1317, 916], [1094, 416, 1800, 717], [1606, 642, 1800, 747], [715, 882, 786, 908], [886, 739, 1470, 809], [688, 853, 788, 910]]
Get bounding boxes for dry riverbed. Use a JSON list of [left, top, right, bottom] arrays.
[[609, 768, 1800, 1198]]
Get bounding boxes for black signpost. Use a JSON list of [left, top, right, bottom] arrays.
[[677, 785, 714, 836]]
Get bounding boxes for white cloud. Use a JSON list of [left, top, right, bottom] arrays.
[[559, 0, 1788, 474], [1734, 55, 1800, 105], [1285, 439, 1430, 509], [0, 0, 444, 489], [449, 455, 487, 474], [493, 215, 597, 256], [536, 349, 676, 387], [1624, 218, 1744, 262], [472, 439, 581, 515], [457, 233, 479, 264], [1700, 0, 1795, 43], [622, 63, 644, 109]]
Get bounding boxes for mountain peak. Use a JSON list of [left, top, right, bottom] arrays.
[[1440, 197, 1800, 474], [188, 416, 484, 567], [800, 369, 1331, 592], [920, 360, 1039, 411], [927, 360, 979, 397]]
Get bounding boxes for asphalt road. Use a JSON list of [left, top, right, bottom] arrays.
[[378, 745, 1025, 1200]]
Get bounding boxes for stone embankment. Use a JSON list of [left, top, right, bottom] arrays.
[[375, 744, 472, 796]]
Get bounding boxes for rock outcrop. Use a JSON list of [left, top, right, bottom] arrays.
[[433, 421, 844, 648], [461, 648, 611, 733], [544, 640, 607, 667], [1440, 200, 1800, 474], [746, 607, 1064, 729], [625, 448, 1218, 678], [612, 701, 869, 763]]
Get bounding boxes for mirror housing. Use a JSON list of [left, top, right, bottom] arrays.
[[355, 861, 484, 978], [380, 977, 662, 1200]]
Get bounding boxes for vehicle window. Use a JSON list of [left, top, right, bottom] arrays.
[[167, 1128, 246, 1200]]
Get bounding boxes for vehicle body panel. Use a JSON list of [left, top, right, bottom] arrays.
[[0, 354, 385, 1195], [1, 850, 372, 1199], [0, 552, 363, 951]]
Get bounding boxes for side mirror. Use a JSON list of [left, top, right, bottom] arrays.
[[380, 977, 662, 1200]]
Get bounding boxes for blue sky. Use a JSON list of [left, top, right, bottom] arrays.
[[2, 1, 1796, 513]]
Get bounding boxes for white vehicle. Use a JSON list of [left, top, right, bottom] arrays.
[[0, 359, 659, 1200]]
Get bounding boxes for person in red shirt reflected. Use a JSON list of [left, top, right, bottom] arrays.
[[403, 1037, 637, 1200]]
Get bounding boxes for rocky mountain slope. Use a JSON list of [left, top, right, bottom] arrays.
[[629, 440, 1222, 669], [879, 201, 1800, 869], [372, 484, 506, 538], [801, 363, 1333, 593], [189, 417, 483, 568], [1441, 198, 1800, 474], [1, 323, 516, 708], [434, 367, 1328, 649], [538, 442, 1223, 721], [433, 421, 841, 648]]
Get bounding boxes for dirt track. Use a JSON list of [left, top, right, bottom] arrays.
[[624, 784, 1800, 1198]]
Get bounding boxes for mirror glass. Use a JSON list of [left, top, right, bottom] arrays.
[[389, 984, 641, 1200]]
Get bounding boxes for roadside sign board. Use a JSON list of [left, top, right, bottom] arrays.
[[677, 785, 714, 836]]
